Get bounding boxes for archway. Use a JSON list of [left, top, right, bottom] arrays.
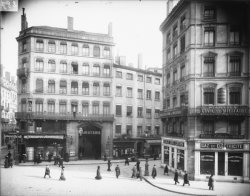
[[78, 122, 102, 159]]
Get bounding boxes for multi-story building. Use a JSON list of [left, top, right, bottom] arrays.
[[1, 71, 17, 147], [113, 63, 162, 158], [160, 0, 250, 182], [16, 9, 114, 161]]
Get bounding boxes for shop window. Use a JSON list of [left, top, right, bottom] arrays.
[[171, 148, 175, 168], [82, 44, 89, 56], [71, 81, 78, 94], [82, 63, 89, 75], [127, 106, 133, 117], [228, 153, 243, 176], [127, 87, 133, 98], [204, 88, 215, 105], [137, 107, 143, 117], [177, 149, 184, 171], [137, 89, 143, 99], [116, 105, 122, 116], [48, 80, 55, 93], [59, 80, 67, 94], [82, 82, 89, 95], [93, 45, 100, 57], [203, 57, 215, 77], [60, 42, 67, 54], [60, 61, 67, 73], [164, 146, 169, 165], [93, 82, 100, 96], [200, 152, 215, 175], [204, 27, 215, 46], [229, 56, 241, 76]]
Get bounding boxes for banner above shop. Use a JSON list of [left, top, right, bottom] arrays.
[[163, 139, 185, 147], [200, 143, 244, 149], [24, 135, 64, 139]]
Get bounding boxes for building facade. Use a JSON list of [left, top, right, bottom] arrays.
[[113, 64, 162, 158], [160, 0, 250, 182], [16, 11, 114, 161]]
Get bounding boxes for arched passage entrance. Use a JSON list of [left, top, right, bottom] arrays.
[[78, 122, 102, 159]]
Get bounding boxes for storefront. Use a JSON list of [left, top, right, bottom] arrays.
[[145, 139, 161, 157], [194, 140, 249, 182], [161, 137, 187, 172]]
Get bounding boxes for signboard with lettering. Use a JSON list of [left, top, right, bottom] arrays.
[[83, 130, 101, 135], [163, 139, 185, 147], [200, 143, 243, 149], [217, 88, 226, 104]]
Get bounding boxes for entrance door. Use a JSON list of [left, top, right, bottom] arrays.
[[78, 123, 101, 159]]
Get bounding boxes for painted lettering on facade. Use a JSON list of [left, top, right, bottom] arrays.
[[163, 139, 184, 147], [200, 143, 243, 149], [83, 131, 101, 135]]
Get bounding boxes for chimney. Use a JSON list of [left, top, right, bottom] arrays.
[[67, 16, 74, 31], [137, 53, 143, 69], [21, 8, 28, 31], [108, 22, 113, 36]]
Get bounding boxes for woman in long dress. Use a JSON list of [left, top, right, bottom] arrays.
[[95, 165, 102, 180], [59, 166, 66, 180]]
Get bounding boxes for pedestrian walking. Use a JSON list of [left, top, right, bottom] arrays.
[[151, 164, 157, 179], [174, 169, 180, 185], [104, 154, 107, 161], [131, 164, 137, 178], [59, 156, 64, 168], [183, 171, 190, 186], [59, 166, 66, 180], [107, 159, 112, 171], [125, 157, 129, 166], [164, 164, 169, 175], [115, 165, 120, 179], [95, 165, 102, 180], [44, 165, 51, 178], [208, 173, 214, 190], [136, 159, 140, 172], [139, 166, 143, 181], [4, 156, 9, 168]]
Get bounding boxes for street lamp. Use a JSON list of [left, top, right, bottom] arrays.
[[15, 130, 19, 165]]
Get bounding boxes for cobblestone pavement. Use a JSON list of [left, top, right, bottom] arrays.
[[1, 159, 249, 196]]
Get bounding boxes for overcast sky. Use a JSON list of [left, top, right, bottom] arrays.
[[1, 0, 167, 77]]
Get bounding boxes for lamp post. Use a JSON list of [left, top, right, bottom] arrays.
[[15, 130, 19, 165]]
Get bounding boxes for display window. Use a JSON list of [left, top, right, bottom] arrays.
[[228, 153, 243, 176], [164, 146, 169, 165], [200, 152, 215, 175], [177, 149, 184, 171], [171, 148, 175, 168]]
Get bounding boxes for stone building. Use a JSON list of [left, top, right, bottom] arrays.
[[160, 0, 250, 182]]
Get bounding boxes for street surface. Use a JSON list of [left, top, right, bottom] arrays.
[[1, 159, 250, 196]]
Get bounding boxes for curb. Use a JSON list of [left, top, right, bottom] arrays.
[[142, 177, 217, 196]]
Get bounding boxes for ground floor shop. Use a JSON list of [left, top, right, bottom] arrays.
[[161, 137, 250, 182]]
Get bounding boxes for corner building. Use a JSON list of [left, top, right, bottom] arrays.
[[16, 12, 114, 161], [160, 0, 250, 182]]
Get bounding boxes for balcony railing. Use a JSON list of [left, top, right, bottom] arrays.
[[15, 112, 114, 122], [17, 67, 29, 78], [160, 106, 188, 117], [166, 132, 184, 138], [199, 133, 245, 139]]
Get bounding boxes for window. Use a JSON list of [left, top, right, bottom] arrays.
[[173, 97, 177, 107], [92, 102, 99, 115], [71, 81, 78, 94], [146, 90, 151, 100], [126, 106, 133, 117], [137, 75, 143, 82], [115, 125, 122, 136], [36, 121, 42, 132], [93, 82, 100, 96], [180, 94, 186, 106], [35, 59, 44, 71], [204, 57, 215, 77], [103, 103, 110, 115], [155, 109, 160, 118], [173, 70, 178, 83], [146, 109, 152, 118], [36, 79, 43, 93], [126, 125, 132, 136], [180, 15, 186, 31], [229, 121, 241, 136], [60, 61, 67, 73], [137, 89, 143, 99], [103, 65, 110, 77], [82, 63, 89, 75], [229, 87, 241, 104], [167, 32, 171, 43], [22, 40, 27, 52], [203, 121, 214, 134], [173, 42, 178, 57], [137, 107, 143, 117], [204, 6, 216, 20], [155, 78, 160, 85], [59, 80, 67, 94], [146, 77, 152, 83], [167, 98, 170, 108], [116, 105, 122, 116], [35, 101, 43, 113], [21, 100, 26, 112], [82, 44, 89, 56], [82, 82, 89, 95], [36, 39, 44, 51], [167, 73, 170, 85], [155, 126, 160, 135], [93, 45, 100, 57], [228, 153, 243, 176], [180, 65, 186, 81], [82, 102, 89, 116], [126, 73, 133, 80], [103, 83, 110, 96], [146, 126, 151, 135], [155, 91, 160, 101], [204, 88, 214, 105], [71, 62, 78, 74], [59, 42, 67, 54], [173, 24, 178, 38], [200, 152, 215, 175], [229, 56, 241, 76], [116, 71, 122, 78], [48, 80, 55, 93], [204, 28, 215, 46], [137, 126, 143, 137], [93, 64, 100, 76], [48, 40, 56, 53], [71, 102, 78, 113], [127, 87, 133, 98], [47, 101, 55, 113], [22, 58, 27, 68], [116, 86, 122, 96], [103, 46, 110, 58], [71, 43, 78, 55], [167, 48, 171, 60], [180, 35, 185, 54], [59, 101, 67, 113], [48, 60, 56, 72], [230, 28, 240, 45]]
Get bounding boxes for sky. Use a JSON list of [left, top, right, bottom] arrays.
[[1, 0, 167, 77]]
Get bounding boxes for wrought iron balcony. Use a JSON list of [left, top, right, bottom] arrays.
[[15, 112, 114, 122], [166, 132, 184, 138], [17, 67, 29, 78], [199, 133, 245, 139], [160, 106, 188, 118]]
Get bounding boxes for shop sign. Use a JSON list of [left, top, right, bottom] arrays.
[[147, 140, 161, 144], [69, 150, 75, 156], [200, 106, 248, 115], [83, 130, 101, 135], [200, 143, 243, 149], [163, 139, 184, 147], [24, 135, 64, 139]]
